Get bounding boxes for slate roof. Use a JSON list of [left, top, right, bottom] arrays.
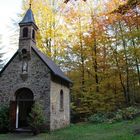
[[0, 47, 72, 83], [32, 46, 72, 83], [19, 8, 38, 29]]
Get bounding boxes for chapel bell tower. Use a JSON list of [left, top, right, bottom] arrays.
[[18, 6, 38, 60]]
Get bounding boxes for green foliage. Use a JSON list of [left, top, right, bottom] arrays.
[[88, 113, 107, 123], [110, 106, 140, 122], [71, 90, 124, 122], [0, 105, 9, 133], [29, 102, 46, 135], [118, 107, 140, 120], [88, 106, 140, 124], [112, 111, 123, 122]]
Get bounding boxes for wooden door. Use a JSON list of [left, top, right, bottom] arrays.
[[18, 101, 34, 128], [9, 101, 17, 131]]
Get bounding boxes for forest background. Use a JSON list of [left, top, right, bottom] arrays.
[[1, 0, 140, 120]]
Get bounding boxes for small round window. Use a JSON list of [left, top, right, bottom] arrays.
[[22, 49, 27, 54]]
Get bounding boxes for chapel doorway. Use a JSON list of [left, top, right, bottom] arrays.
[[15, 88, 34, 129]]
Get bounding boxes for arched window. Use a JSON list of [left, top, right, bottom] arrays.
[[23, 27, 28, 38], [60, 90, 64, 110], [32, 29, 35, 40]]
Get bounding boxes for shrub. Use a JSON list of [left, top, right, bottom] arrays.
[[0, 105, 9, 133], [88, 106, 140, 124], [120, 106, 139, 120], [111, 110, 123, 122], [109, 106, 140, 122], [28, 102, 46, 135], [88, 113, 107, 123]]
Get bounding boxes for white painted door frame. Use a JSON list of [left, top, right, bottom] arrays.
[[16, 103, 19, 129]]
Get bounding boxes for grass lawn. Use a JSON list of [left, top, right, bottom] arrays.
[[1, 117, 140, 140]]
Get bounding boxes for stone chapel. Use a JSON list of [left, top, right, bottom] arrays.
[[0, 7, 72, 131]]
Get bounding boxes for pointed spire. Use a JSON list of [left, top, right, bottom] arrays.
[[19, 1, 38, 29], [19, 9, 35, 25]]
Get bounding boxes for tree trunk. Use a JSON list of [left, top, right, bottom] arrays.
[[112, 47, 128, 104], [118, 21, 130, 104], [93, 37, 99, 92], [78, 16, 85, 92]]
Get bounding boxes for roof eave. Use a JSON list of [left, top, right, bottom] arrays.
[[0, 52, 18, 76], [31, 47, 72, 84], [19, 22, 38, 30], [53, 72, 73, 84]]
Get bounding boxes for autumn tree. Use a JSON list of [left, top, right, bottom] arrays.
[[20, 0, 140, 119]]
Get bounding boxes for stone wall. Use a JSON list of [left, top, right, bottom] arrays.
[[50, 79, 70, 130], [0, 50, 51, 127]]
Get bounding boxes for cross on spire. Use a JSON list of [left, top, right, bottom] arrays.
[[29, 0, 32, 8]]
